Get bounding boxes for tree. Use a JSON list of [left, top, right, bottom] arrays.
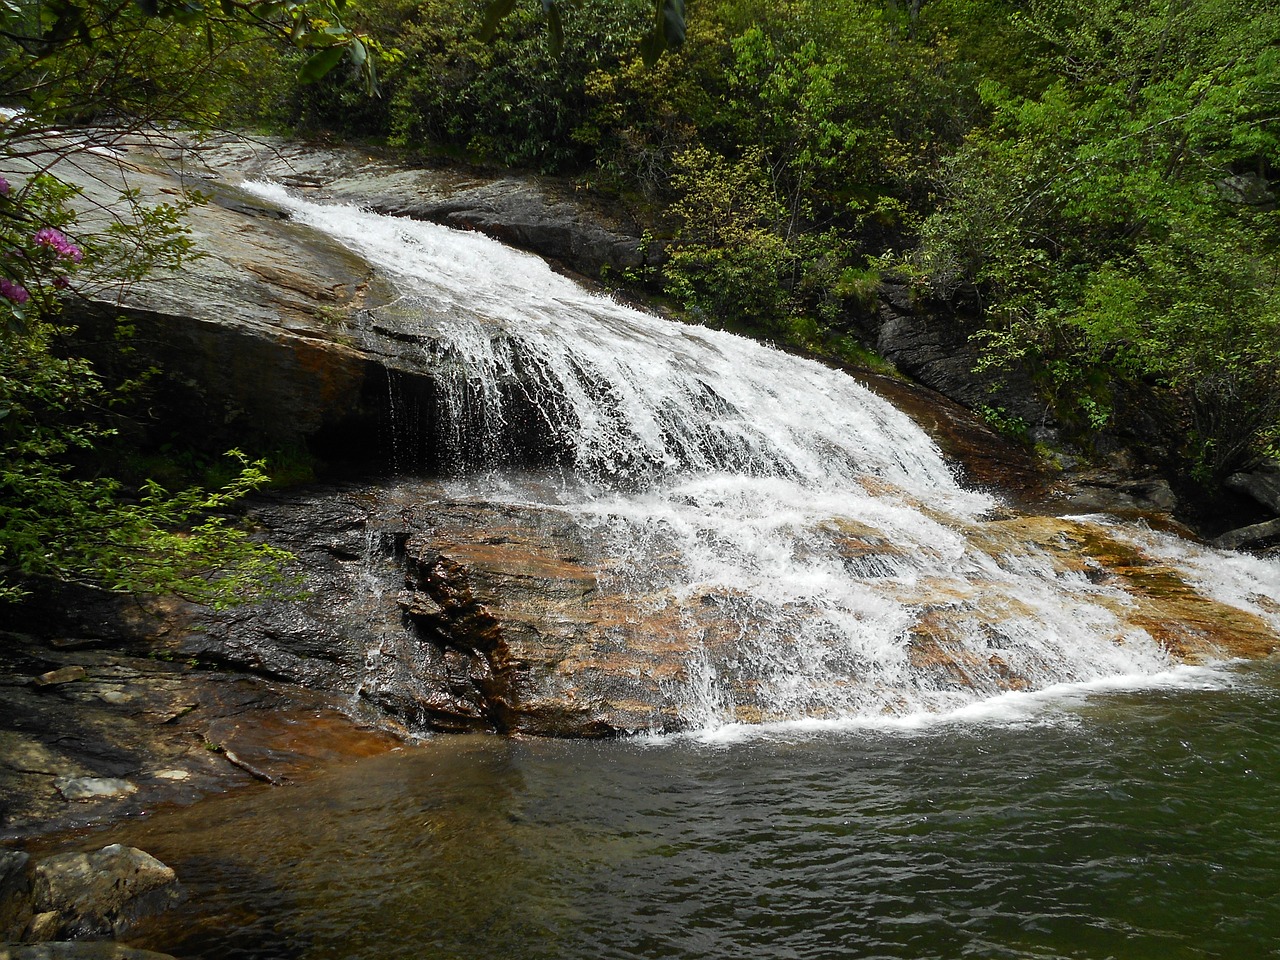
[[0, 0, 344, 604], [900, 0, 1280, 479], [481, 0, 686, 64]]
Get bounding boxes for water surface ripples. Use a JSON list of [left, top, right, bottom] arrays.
[[104, 661, 1280, 960]]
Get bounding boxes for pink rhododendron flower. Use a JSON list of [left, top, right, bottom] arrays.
[[0, 278, 29, 303], [32, 226, 83, 262], [0, 177, 9, 196]]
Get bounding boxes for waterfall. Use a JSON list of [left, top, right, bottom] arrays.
[[243, 181, 1280, 731]]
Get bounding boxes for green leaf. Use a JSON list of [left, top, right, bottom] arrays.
[[298, 44, 346, 84], [640, 0, 684, 66], [541, 0, 563, 57], [479, 0, 520, 43], [347, 35, 367, 68]]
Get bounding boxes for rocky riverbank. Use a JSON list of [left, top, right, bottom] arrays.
[[2, 130, 1277, 843]]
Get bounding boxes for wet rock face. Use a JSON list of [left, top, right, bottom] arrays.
[[180, 480, 1280, 738], [32, 133, 660, 470], [183, 484, 675, 737], [173, 136, 658, 281], [0, 617, 402, 838], [0, 845, 181, 945]]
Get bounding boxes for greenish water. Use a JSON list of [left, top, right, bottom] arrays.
[[115, 661, 1280, 960]]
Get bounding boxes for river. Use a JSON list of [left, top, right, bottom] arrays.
[[105, 657, 1280, 960], [89, 178, 1280, 957]]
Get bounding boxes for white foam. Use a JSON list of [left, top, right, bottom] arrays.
[[246, 181, 1280, 735], [670, 663, 1237, 745]]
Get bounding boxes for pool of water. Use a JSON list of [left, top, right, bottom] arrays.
[[103, 660, 1280, 960]]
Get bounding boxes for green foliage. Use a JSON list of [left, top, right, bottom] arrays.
[[664, 145, 791, 327], [294, 0, 651, 169], [0, 165, 293, 605], [480, 0, 685, 64], [0, 0, 378, 113], [978, 404, 1030, 442], [900, 0, 1280, 479]]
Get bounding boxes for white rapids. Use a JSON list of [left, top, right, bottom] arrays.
[[243, 181, 1280, 731]]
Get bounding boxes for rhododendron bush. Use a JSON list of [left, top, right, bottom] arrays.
[[0, 167, 293, 605]]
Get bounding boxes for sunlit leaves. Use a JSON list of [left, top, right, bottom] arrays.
[[903, 0, 1280, 476], [0, 166, 293, 605]]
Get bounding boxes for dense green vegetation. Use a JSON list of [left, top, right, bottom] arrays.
[[0, 0, 353, 603], [288, 0, 1278, 480], [1, 0, 1277, 602], [0, 162, 296, 604]]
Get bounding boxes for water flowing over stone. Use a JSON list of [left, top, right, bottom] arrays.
[[230, 183, 1280, 735]]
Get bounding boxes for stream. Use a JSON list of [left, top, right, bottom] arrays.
[[36, 174, 1280, 958], [105, 657, 1280, 960]]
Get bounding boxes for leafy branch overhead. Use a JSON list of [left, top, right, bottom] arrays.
[[481, 0, 685, 63], [0, 0, 380, 91]]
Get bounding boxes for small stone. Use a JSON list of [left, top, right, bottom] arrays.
[[23, 910, 63, 942], [397, 589, 444, 619], [53, 778, 137, 801], [151, 769, 190, 781], [31, 667, 87, 688]]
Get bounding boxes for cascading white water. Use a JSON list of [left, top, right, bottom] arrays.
[[244, 181, 1280, 730]]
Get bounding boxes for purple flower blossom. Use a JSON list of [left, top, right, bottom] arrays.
[[52, 275, 70, 290], [0, 278, 29, 304], [32, 226, 83, 263], [0, 177, 9, 196]]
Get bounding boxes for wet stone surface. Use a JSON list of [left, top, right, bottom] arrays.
[[0, 630, 401, 841]]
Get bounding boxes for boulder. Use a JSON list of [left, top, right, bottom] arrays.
[[1225, 461, 1280, 516], [1217, 173, 1277, 210], [1056, 469, 1179, 516], [26, 845, 180, 940], [0, 944, 178, 960], [1214, 518, 1280, 552]]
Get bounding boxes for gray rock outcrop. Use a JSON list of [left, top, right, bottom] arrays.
[[170, 135, 658, 280], [0, 845, 179, 943], [1226, 461, 1280, 515]]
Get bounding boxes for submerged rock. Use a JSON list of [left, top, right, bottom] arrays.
[[0, 945, 177, 960], [52, 779, 137, 802], [0, 624, 402, 838]]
